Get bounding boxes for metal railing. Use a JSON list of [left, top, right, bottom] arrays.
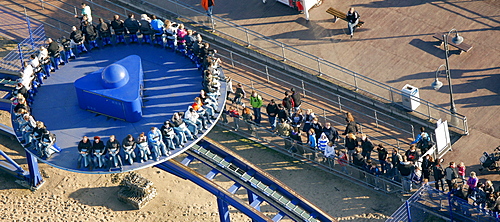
[[217, 111, 403, 194], [230, 78, 409, 152], [113, 0, 468, 135], [216, 48, 416, 147], [0, 23, 46, 72], [387, 185, 499, 222]]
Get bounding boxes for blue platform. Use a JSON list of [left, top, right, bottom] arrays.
[[19, 44, 226, 174]]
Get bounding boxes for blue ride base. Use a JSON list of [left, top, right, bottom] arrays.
[[14, 43, 226, 174]]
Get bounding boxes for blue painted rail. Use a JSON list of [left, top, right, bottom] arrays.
[[156, 138, 336, 222]]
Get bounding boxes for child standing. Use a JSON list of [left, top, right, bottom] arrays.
[[457, 162, 466, 182]]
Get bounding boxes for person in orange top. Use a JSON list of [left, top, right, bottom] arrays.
[[192, 97, 214, 123], [201, 0, 215, 17]]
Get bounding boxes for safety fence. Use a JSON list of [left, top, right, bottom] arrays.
[[113, 0, 468, 136], [388, 184, 499, 222], [0, 21, 46, 72], [217, 109, 403, 194], [216, 50, 416, 150]]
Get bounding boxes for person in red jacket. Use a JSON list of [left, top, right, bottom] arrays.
[[201, 0, 215, 17], [228, 106, 240, 131]]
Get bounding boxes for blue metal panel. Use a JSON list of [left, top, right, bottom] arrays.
[[206, 169, 219, 180], [197, 140, 335, 222], [248, 190, 262, 211], [0, 148, 25, 173], [25, 150, 44, 189], [272, 212, 285, 222], [181, 155, 195, 166], [228, 183, 242, 194], [217, 197, 231, 222], [155, 160, 272, 222]]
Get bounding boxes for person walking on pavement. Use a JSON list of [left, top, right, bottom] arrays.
[[250, 91, 263, 124], [201, 0, 215, 20]]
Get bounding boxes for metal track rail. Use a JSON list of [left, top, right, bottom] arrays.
[[156, 138, 336, 222]]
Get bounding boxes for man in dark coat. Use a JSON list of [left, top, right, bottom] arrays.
[[266, 99, 279, 131]]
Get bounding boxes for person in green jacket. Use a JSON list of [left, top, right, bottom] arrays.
[[249, 91, 263, 124]]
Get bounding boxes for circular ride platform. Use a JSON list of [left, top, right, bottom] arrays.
[[15, 43, 226, 174]]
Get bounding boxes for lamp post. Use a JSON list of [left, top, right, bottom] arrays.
[[431, 29, 463, 114]]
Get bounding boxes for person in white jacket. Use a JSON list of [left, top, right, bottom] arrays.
[[184, 107, 203, 136], [324, 141, 336, 167]]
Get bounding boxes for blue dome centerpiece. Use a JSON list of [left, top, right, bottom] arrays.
[[74, 55, 144, 122], [101, 64, 130, 89]]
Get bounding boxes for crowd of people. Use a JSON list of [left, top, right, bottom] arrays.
[[221, 81, 500, 216], [69, 3, 214, 71], [11, 2, 498, 216], [13, 5, 225, 171]]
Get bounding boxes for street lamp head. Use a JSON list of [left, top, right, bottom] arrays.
[[431, 79, 444, 90], [449, 29, 464, 45], [452, 34, 464, 45]]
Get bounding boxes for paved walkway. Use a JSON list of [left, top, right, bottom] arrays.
[[176, 0, 500, 179]]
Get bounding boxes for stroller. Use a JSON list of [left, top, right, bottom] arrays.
[[479, 146, 500, 172]]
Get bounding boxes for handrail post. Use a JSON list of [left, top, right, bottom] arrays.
[[405, 200, 412, 222], [230, 51, 234, 68], [389, 88, 394, 103], [426, 101, 431, 121], [374, 110, 378, 128], [323, 108, 326, 124], [463, 116, 469, 135], [338, 96, 342, 112], [18, 43, 24, 70], [175, 0, 180, 18], [281, 43, 286, 61], [40, 0, 45, 10], [353, 72, 358, 91], [317, 58, 322, 76], [24, 9, 35, 49], [210, 17, 215, 32], [301, 80, 305, 97], [251, 80, 254, 90], [411, 125, 415, 141], [265, 66, 270, 83], [245, 29, 250, 47]]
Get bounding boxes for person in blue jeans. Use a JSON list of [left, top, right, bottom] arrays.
[[202, 0, 215, 17], [148, 127, 168, 160], [346, 8, 360, 38], [266, 99, 278, 131], [250, 91, 263, 124]]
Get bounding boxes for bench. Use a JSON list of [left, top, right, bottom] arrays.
[[326, 7, 364, 28], [432, 32, 473, 54]]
